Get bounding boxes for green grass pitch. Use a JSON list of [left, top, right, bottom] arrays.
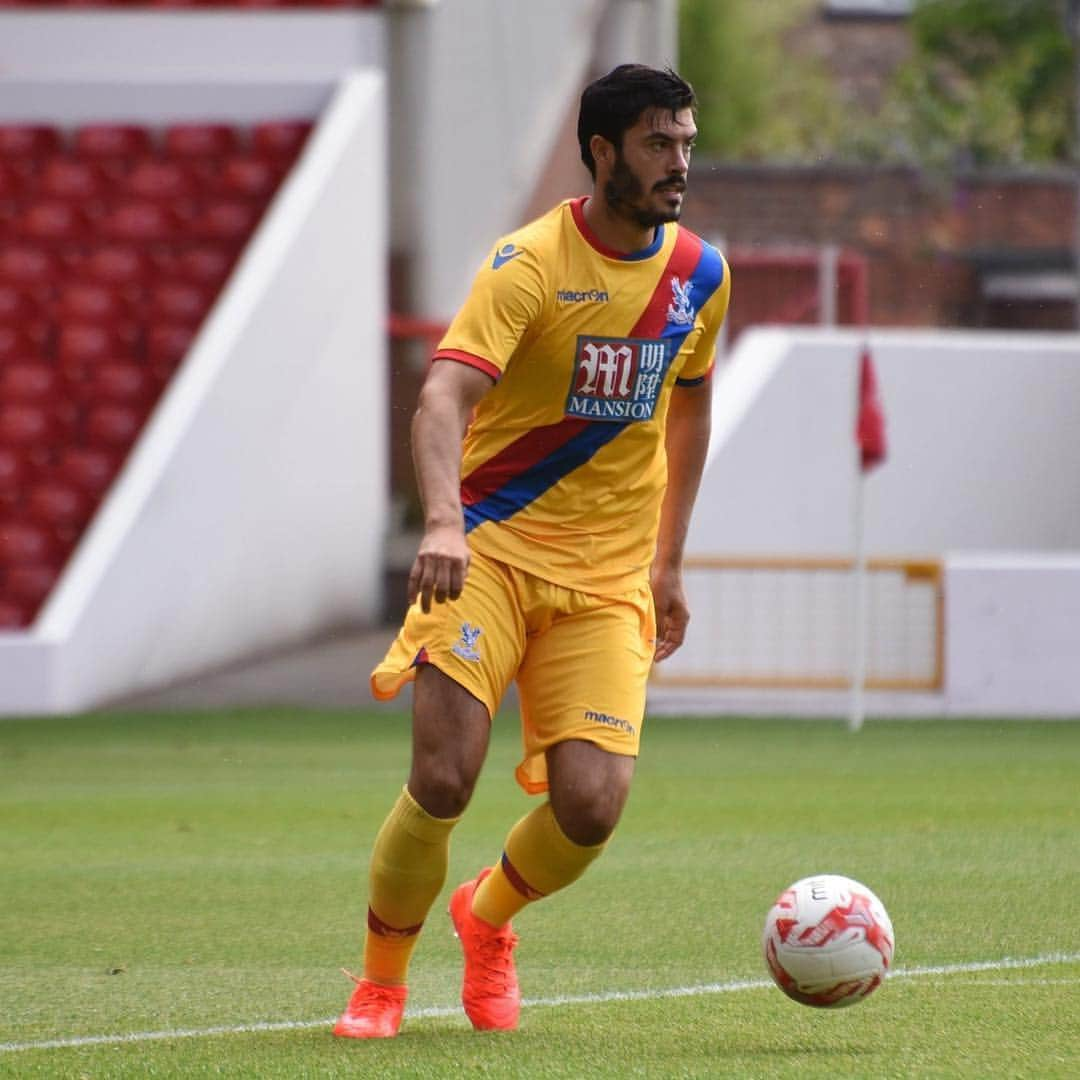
[[1, 708, 1077, 1077]]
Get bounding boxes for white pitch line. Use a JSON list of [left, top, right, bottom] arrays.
[[1, 951, 1077, 1055]]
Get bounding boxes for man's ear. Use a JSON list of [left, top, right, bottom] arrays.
[[590, 134, 614, 170]]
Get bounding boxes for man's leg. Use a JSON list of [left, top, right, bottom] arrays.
[[335, 665, 491, 1039], [448, 739, 634, 1031], [471, 739, 634, 927]]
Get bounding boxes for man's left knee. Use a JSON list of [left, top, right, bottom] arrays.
[[553, 796, 623, 847], [547, 741, 635, 847]]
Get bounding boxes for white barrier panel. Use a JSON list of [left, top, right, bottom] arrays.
[[0, 71, 387, 715], [647, 327, 1080, 719], [693, 328, 1080, 556], [946, 554, 1080, 717], [0, 11, 383, 81], [652, 557, 942, 691]]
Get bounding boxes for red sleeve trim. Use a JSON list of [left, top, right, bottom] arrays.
[[432, 349, 501, 381]]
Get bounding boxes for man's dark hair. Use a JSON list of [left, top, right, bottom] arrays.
[[577, 64, 696, 179]]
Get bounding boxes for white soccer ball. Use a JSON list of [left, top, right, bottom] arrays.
[[762, 874, 895, 1008]]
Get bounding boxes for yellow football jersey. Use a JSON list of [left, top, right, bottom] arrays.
[[434, 196, 731, 595]]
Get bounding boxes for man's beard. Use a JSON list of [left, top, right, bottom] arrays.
[[603, 152, 685, 229]]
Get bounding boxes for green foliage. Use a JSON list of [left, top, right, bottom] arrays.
[[679, 0, 1077, 167], [679, 0, 843, 161], [885, 0, 1076, 167]]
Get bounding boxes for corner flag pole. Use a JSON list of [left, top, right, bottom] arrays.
[[849, 344, 887, 732], [849, 451, 869, 732]]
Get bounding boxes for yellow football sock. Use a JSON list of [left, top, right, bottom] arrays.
[[363, 785, 460, 986], [471, 801, 605, 928]]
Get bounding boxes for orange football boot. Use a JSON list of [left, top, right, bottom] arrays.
[[448, 868, 521, 1031], [333, 974, 407, 1039]]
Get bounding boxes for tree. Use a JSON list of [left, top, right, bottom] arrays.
[[871, 0, 1075, 167], [679, 0, 842, 162], [679, 0, 1077, 168]]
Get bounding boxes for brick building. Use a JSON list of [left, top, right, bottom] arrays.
[[682, 163, 1079, 334]]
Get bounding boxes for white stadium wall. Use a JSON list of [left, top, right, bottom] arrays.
[[946, 554, 1080, 716], [0, 72, 388, 714], [657, 328, 1080, 718], [0, 10, 384, 81], [394, 0, 679, 320], [692, 328, 1080, 557]]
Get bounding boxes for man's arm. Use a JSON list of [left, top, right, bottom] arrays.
[[651, 377, 712, 662], [408, 359, 495, 613]]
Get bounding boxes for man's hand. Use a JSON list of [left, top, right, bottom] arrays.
[[651, 563, 690, 662], [407, 523, 470, 613]]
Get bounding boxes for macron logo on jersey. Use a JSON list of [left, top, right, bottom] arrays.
[[491, 243, 523, 270], [556, 288, 610, 304]]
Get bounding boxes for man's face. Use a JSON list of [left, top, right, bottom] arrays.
[[602, 106, 697, 229]]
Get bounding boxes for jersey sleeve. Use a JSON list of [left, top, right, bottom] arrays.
[[433, 239, 546, 379], [676, 252, 731, 386]]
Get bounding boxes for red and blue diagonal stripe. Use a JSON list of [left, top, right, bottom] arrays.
[[462, 228, 726, 532]]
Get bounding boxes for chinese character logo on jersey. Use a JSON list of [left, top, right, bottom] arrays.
[[564, 336, 668, 422], [666, 276, 696, 327]]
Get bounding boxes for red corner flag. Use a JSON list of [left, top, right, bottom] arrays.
[[856, 347, 887, 471]]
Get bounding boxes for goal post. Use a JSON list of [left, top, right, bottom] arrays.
[[652, 556, 944, 691]]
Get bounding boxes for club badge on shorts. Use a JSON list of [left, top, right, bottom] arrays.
[[452, 622, 483, 662]]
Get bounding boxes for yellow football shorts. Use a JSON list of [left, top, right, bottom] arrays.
[[371, 549, 656, 794]]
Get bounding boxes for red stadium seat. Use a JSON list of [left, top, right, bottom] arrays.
[[170, 245, 236, 290], [0, 325, 42, 362], [0, 287, 50, 354], [13, 199, 94, 243], [3, 561, 62, 610], [121, 159, 199, 202], [184, 200, 262, 245], [148, 281, 212, 324], [26, 480, 92, 533], [83, 403, 149, 451], [0, 362, 61, 405], [0, 161, 30, 201], [0, 285, 42, 324], [55, 282, 128, 323], [80, 245, 154, 293], [146, 322, 196, 371], [164, 124, 240, 159], [251, 120, 313, 161], [0, 125, 62, 159], [183, 200, 261, 244], [52, 447, 121, 499], [0, 518, 58, 566], [0, 246, 63, 292], [213, 155, 284, 201], [74, 125, 153, 161], [80, 361, 156, 407], [37, 157, 108, 201], [0, 598, 32, 630], [0, 404, 58, 449], [97, 200, 182, 243], [57, 322, 140, 373], [0, 446, 25, 506]]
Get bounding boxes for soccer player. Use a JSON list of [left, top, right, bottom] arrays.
[[335, 63, 730, 1039]]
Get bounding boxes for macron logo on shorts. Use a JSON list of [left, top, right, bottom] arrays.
[[584, 709, 637, 737], [452, 622, 483, 662]]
